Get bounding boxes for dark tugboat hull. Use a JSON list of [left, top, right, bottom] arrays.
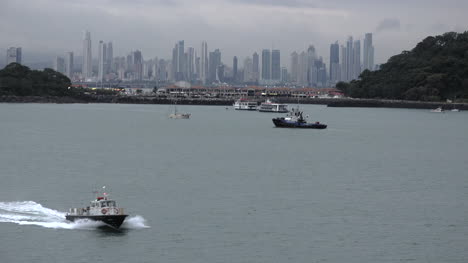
[[66, 215, 128, 229], [272, 118, 327, 129]]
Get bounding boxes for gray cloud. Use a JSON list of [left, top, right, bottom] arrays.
[[230, 0, 316, 8], [376, 18, 401, 33]]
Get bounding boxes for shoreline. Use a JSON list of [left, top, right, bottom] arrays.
[[1, 96, 467, 110]]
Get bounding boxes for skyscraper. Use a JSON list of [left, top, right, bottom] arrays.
[[98, 40, 106, 82], [261, 49, 271, 81], [201, 41, 208, 84], [329, 41, 340, 84], [82, 31, 92, 80], [177, 40, 185, 80], [363, 33, 374, 71], [346, 36, 354, 81], [54, 56, 65, 74], [290, 51, 298, 83], [243, 57, 253, 82], [6, 47, 22, 64], [133, 50, 143, 81], [107, 42, 113, 73], [252, 52, 259, 82], [187, 47, 195, 81], [233, 56, 238, 82], [208, 49, 221, 83], [353, 39, 361, 79], [271, 50, 281, 81], [65, 52, 74, 79], [307, 45, 316, 86], [340, 45, 347, 82]]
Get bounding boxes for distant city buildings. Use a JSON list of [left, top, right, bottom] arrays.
[[6, 47, 22, 65], [35, 30, 377, 87]]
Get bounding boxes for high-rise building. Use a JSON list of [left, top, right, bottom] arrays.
[[346, 36, 354, 81], [201, 41, 208, 84], [6, 47, 22, 64], [271, 50, 281, 81], [233, 56, 238, 82], [187, 47, 195, 82], [353, 40, 361, 79], [340, 45, 347, 82], [363, 33, 374, 71], [98, 40, 106, 82], [307, 45, 317, 86], [65, 52, 74, 79], [252, 52, 259, 82], [298, 51, 308, 86], [54, 56, 65, 74], [281, 67, 288, 82], [208, 49, 221, 84], [133, 50, 143, 81], [261, 49, 271, 81], [82, 31, 92, 80], [243, 57, 253, 82], [329, 41, 340, 84], [290, 51, 299, 83], [177, 40, 185, 81], [106, 42, 113, 73]]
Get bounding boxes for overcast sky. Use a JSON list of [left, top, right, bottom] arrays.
[[1, 0, 467, 66]]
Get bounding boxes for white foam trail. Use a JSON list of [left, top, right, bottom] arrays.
[[0, 201, 148, 230], [121, 215, 150, 229]]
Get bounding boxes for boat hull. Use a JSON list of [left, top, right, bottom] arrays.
[[272, 118, 327, 129], [66, 215, 128, 228], [258, 109, 289, 113]]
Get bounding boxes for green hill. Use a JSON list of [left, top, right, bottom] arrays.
[[337, 31, 468, 101], [0, 63, 72, 96]]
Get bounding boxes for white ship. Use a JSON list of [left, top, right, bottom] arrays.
[[257, 99, 289, 113], [233, 98, 257, 110]]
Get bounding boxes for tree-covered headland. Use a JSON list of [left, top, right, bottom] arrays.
[[337, 32, 468, 101]]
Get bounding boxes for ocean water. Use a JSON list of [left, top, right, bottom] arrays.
[[0, 103, 467, 263]]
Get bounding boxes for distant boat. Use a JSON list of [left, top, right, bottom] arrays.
[[257, 99, 289, 113], [233, 98, 257, 110], [169, 101, 191, 119], [430, 106, 444, 113], [451, 108, 460, 112]]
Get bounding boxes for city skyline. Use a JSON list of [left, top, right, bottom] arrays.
[[1, 0, 467, 67]]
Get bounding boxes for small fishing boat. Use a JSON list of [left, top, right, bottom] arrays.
[[169, 102, 191, 119], [65, 188, 128, 229]]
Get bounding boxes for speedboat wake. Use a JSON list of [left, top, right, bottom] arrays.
[[0, 201, 149, 230]]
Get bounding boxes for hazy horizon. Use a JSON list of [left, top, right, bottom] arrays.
[[1, 0, 467, 68]]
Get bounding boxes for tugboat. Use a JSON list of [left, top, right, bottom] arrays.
[[65, 189, 128, 229], [272, 108, 327, 129]]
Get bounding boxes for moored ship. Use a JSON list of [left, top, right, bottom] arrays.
[[257, 99, 289, 113], [65, 190, 128, 229], [233, 98, 258, 110]]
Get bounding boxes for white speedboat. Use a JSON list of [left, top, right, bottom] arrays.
[[66, 190, 128, 229], [233, 98, 257, 110], [430, 107, 444, 113], [257, 99, 289, 113]]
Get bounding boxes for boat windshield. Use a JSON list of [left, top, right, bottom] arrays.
[[100, 201, 116, 207]]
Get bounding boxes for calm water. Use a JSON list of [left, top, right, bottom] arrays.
[[0, 103, 467, 263]]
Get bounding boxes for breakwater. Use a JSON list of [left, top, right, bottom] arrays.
[[1, 95, 467, 110]]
